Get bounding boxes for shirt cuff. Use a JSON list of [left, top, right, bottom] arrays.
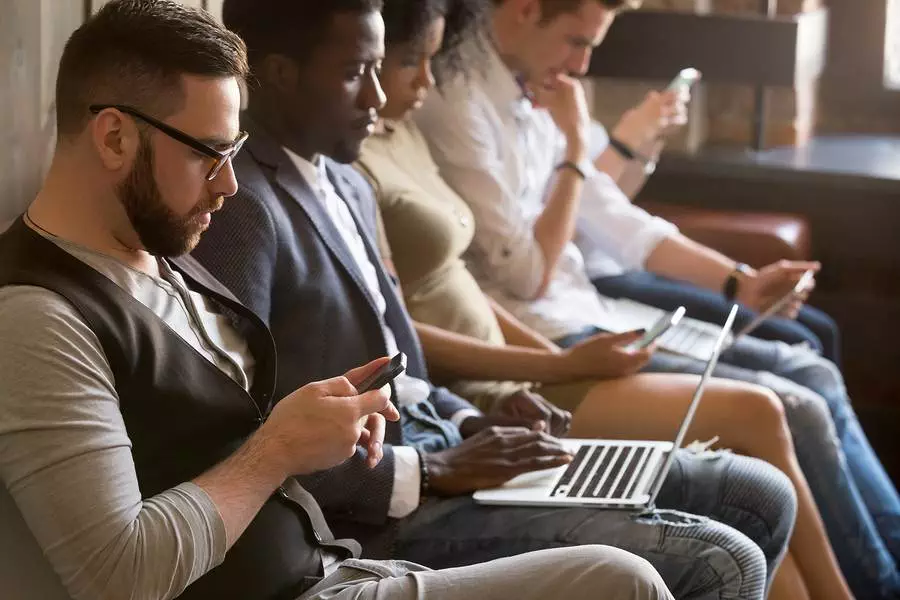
[[450, 408, 483, 430], [388, 446, 421, 519]]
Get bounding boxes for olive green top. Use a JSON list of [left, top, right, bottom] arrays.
[[357, 119, 507, 348]]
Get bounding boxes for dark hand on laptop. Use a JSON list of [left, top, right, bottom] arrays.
[[561, 330, 655, 380], [423, 428, 575, 496], [736, 260, 820, 318], [459, 390, 572, 439]]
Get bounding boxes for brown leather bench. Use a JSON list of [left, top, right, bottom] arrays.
[[640, 201, 812, 268]]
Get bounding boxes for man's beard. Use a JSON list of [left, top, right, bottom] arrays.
[[117, 138, 221, 257]]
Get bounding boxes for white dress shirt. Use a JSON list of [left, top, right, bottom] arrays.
[[285, 149, 429, 518], [416, 39, 678, 341]]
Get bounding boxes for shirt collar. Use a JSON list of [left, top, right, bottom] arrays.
[[469, 35, 530, 114], [283, 147, 327, 191]]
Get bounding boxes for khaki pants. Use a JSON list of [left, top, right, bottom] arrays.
[[299, 545, 674, 600]]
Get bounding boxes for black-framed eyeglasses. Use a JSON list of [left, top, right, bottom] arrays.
[[89, 104, 249, 181]]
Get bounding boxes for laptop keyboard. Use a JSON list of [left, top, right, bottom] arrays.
[[607, 299, 730, 361], [551, 444, 655, 500], [659, 320, 717, 357]]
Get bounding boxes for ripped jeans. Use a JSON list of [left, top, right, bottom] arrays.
[[556, 327, 900, 600], [645, 337, 900, 600], [375, 451, 796, 600]]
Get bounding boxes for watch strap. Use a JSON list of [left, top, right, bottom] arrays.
[[608, 136, 638, 161], [555, 160, 588, 180], [723, 263, 751, 301]]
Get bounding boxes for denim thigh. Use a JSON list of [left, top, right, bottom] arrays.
[[389, 451, 793, 600]]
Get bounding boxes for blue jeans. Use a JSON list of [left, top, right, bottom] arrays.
[[591, 271, 842, 365], [557, 328, 900, 600], [381, 451, 795, 600]]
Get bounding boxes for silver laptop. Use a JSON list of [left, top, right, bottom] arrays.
[[473, 304, 738, 510]]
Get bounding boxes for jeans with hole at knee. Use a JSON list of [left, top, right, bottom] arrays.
[[557, 327, 900, 599], [647, 335, 900, 600], [376, 451, 794, 600]]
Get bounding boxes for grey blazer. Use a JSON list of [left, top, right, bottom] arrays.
[[192, 116, 476, 542]]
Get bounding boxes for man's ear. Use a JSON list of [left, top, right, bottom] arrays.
[[517, 0, 544, 24], [258, 54, 301, 96], [89, 108, 139, 175]]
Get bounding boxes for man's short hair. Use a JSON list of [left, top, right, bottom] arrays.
[[492, 0, 641, 22], [540, 0, 642, 20], [56, 0, 249, 138], [222, 0, 384, 70]]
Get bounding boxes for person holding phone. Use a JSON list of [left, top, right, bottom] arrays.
[[351, 1, 877, 598], [414, 0, 898, 597], [0, 4, 684, 600], [416, 3, 840, 366], [191, 2, 813, 599]]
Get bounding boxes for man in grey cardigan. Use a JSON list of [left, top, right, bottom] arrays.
[[193, 2, 798, 599]]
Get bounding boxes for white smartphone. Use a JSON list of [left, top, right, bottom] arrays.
[[666, 67, 702, 92], [627, 306, 687, 351], [735, 270, 816, 339]]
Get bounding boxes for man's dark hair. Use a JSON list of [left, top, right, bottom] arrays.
[[492, 0, 641, 22], [222, 0, 384, 70], [56, 0, 249, 138], [382, 0, 489, 83], [538, 0, 641, 21]]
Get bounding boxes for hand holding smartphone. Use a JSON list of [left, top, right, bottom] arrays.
[[627, 306, 687, 351], [666, 67, 702, 93], [735, 270, 816, 339], [356, 353, 407, 393]]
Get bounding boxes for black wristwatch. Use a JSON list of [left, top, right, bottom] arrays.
[[723, 263, 753, 301], [609, 136, 658, 176]]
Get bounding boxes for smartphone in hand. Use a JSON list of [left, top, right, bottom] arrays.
[[356, 353, 407, 394], [734, 270, 816, 339], [666, 67, 702, 92], [627, 307, 687, 351]]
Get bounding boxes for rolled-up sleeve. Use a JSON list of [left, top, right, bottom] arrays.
[[418, 92, 547, 300], [577, 168, 678, 270], [0, 287, 226, 600]]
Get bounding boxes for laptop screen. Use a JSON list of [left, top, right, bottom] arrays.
[[645, 304, 740, 507]]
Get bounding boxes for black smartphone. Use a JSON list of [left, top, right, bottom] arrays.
[[356, 353, 407, 393]]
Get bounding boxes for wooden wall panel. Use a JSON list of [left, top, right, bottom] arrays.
[[0, 0, 223, 226], [206, 0, 224, 21], [0, 0, 84, 224]]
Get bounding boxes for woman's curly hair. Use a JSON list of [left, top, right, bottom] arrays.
[[381, 0, 489, 84]]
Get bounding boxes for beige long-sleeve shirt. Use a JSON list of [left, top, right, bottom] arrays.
[[0, 232, 255, 600]]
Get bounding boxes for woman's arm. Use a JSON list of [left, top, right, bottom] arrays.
[[488, 296, 559, 353], [414, 321, 571, 384]]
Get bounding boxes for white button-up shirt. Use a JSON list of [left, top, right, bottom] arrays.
[[285, 149, 423, 519], [416, 39, 677, 340]]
